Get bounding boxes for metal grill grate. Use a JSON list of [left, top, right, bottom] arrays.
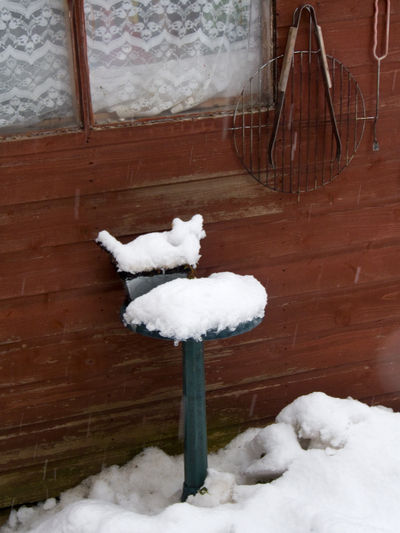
[[233, 6, 366, 194]]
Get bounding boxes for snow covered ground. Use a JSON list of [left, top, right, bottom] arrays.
[[3, 392, 400, 533]]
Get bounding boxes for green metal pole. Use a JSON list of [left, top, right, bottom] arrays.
[[181, 339, 208, 501]]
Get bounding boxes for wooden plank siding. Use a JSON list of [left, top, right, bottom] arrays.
[[1, 0, 400, 509]]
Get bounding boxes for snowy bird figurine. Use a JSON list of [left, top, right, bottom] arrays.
[[96, 214, 206, 275]]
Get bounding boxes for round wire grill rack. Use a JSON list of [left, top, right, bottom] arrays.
[[233, 51, 366, 193]]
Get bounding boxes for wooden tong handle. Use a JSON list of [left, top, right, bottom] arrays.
[[316, 25, 332, 88], [278, 26, 298, 92]]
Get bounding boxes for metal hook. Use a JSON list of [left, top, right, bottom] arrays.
[[292, 4, 314, 27], [372, 0, 390, 151]]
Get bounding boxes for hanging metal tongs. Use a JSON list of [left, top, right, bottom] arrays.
[[268, 4, 342, 168]]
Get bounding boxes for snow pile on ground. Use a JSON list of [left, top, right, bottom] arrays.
[[123, 272, 268, 341], [96, 214, 205, 274], [4, 392, 400, 533]]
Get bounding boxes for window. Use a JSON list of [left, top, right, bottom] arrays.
[[0, 0, 78, 134], [0, 0, 273, 139]]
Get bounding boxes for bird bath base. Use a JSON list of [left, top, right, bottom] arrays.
[[131, 318, 263, 501]]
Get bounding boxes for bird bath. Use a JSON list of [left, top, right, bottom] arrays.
[[121, 271, 263, 501], [96, 216, 266, 501]]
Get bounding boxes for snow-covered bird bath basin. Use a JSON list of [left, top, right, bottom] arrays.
[[122, 271, 266, 342]]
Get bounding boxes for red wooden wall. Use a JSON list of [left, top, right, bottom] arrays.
[[0, 0, 400, 508]]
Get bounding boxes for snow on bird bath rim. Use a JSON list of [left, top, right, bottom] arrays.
[[96, 214, 205, 275]]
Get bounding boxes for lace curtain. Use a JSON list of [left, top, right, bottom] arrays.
[[0, 0, 76, 132], [0, 1, 263, 132], [84, 0, 261, 120]]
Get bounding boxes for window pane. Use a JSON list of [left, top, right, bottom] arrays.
[[85, 0, 264, 123], [0, 0, 77, 135]]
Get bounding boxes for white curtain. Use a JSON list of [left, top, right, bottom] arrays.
[[0, 0, 76, 131], [0, 1, 263, 131], [84, 0, 261, 120]]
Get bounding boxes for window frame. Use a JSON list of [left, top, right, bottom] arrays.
[[0, 0, 275, 145]]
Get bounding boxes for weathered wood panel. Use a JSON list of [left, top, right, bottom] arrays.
[[1, 0, 400, 510], [1, 170, 400, 258], [2, 354, 400, 508], [0, 237, 398, 315], [1, 109, 400, 210]]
